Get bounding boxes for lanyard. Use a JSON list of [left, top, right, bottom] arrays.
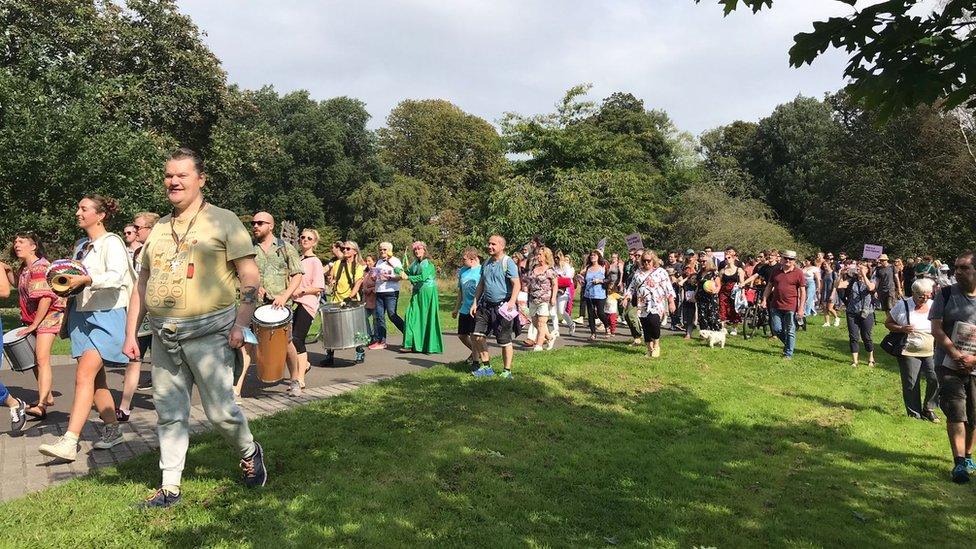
[[169, 202, 207, 251]]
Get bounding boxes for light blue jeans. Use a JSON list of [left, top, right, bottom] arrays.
[[769, 308, 797, 358]]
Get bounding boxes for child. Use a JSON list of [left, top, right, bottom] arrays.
[[605, 291, 620, 335]]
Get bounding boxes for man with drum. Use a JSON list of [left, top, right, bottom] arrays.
[[235, 212, 304, 398], [123, 148, 267, 508]]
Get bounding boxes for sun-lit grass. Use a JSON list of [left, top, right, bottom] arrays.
[[0, 313, 968, 547]]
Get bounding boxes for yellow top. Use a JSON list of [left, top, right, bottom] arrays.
[[140, 205, 254, 318], [329, 260, 365, 303]]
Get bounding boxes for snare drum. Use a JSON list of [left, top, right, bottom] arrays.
[[251, 305, 293, 383], [2, 329, 37, 372]]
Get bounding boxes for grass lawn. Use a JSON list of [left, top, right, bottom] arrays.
[[0, 313, 970, 547]]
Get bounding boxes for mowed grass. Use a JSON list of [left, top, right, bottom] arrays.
[[0, 314, 971, 547]]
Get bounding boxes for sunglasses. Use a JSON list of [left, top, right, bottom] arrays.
[[300, 236, 315, 241], [250, 221, 269, 226], [133, 225, 150, 231], [124, 231, 135, 235], [641, 258, 654, 263], [342, 246, 355, 251]]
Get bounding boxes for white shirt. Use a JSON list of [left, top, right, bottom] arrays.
[[892, 298, 933, 333], [375, 256, 403, 294], [75, 232, 134, 312]]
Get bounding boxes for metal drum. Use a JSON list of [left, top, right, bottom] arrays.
[[2, 330, 37, 372], [319, 303, 369, 350]]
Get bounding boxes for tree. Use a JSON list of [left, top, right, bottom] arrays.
[[701, 0, 976, 117], [744, 95, 843, 237], [662, 182, 805, 254], [698, 120, 758, 198]]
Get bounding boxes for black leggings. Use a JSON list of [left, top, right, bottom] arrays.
[[292, 305, 315, 354], [584, 297, 609, 335], [846, 313, 875, 354], [639, 313, 662, 342]]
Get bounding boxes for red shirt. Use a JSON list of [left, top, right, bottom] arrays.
[[769, 265, 806, 312]]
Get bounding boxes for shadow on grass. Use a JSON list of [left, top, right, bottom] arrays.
[[64, 369, 961, 547]]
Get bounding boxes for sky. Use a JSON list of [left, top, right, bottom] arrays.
[[178, 0, 858, 136]]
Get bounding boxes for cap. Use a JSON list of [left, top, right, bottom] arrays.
[[782, 250, 797, 260], [685, 248, 695, 255], [878, 253, 889, 261], [940, 264, 950, 271]]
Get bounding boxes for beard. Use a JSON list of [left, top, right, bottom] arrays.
[[959, 272, 976, 293]]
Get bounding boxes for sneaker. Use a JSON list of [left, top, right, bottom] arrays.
[[138, 378, 153, 391], [472, 365, 495, 378], [38, 435, 79, 461], [965, 457, 976, 474], [355, 351, 366, 364], [546, 336, 557, 351], [287, 380, 303, 397], [952, 463, 970, 484], [631, 338, 642, 346], [922, 409, 941, 424], [532, 345, 543, 352], [821, 322, 830, 327], [498, 370, 513, 379], [9, 399, 26, 433], [240, 442, 268, 488], [729, 329, 737, 336], [115, 407, 130, 422], [833, 317, 840, 327], [139, 488, 182, 509], [93, 423, 124, 450], [367, 342, 386, 351]]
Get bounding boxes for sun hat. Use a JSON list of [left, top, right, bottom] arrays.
[[782, 250, 797, 260], [878, 253, 889, 261]]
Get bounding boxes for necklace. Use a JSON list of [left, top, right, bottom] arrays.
[[168, 201, 206, 270]]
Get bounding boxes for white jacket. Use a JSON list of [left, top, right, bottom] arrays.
[[74, 232, 135, 312]]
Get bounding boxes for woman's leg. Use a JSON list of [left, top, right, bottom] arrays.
[[683, 304, 695, 338], [639, 314, 654, 355], [534, 314, 549, 349], [119, 361, 141, 412], [846, 314, 860, 364], [585, 298, 597, 335], [898, 355, 923, 418], [921, 356, 940, 414], [593, 299, 610, 335], [66, 350, 114, 436], [92, 362, 117, 424], [648, 313, 662, 355], [32, 332, 57, 410], [862, 315, 875, 364]]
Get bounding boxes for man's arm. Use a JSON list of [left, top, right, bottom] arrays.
[[123, 267, 149, 359], [231, 257, 261, 348]]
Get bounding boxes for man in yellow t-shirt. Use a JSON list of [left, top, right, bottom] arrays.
[[123, 148, 267, 509]]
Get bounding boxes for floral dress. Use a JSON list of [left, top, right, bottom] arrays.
[[18, 258, 65, 334]]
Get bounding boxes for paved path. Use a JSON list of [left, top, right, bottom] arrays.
[[0, 323, 613, 502]]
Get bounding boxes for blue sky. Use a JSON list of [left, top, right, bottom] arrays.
[[180, 0, 857, 135]]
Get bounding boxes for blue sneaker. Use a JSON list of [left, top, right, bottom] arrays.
[[965, 457, 976, 474], [240, 442, 268, 488], [952, 463, 970, 484], [138, 488, 181, 509], [498, 370, 512, 380], [472, 365, 495, 378]]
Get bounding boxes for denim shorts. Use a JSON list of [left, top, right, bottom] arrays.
[[69, 307, 128, 364]]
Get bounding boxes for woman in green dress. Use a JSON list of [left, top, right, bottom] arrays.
[[399, 241, 444, 354]]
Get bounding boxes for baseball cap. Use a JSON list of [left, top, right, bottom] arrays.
[[782, 250, 797, 260]]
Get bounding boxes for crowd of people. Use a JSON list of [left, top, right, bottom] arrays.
[[1, 147, 975, 508]]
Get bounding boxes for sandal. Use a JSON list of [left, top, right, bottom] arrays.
[[868, 360, 876, 368], [25, 402, 48, 420]]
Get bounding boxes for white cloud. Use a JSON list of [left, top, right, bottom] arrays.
[[180, 0, 856, 134]]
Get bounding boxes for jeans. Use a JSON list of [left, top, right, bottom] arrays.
[[583, 297, 609, 335], [897, 355, 939, 418], [846, 313, 875, 354], [681, 302, 697, 337], [769, 308, 797, 357], [374, 291, 405, 343]]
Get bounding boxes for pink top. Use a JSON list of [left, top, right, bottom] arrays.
[[296, 255, 325, 317]]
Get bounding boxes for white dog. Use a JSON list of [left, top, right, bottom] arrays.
[[699, 328, 727, 348]]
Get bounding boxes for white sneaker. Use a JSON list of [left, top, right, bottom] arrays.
[[821, 322, 830, 327], [729, 329, 737, 336], [546, 336, 557, 350], [93, 423, 124, 450], [532, 345, 544, 352], [39, 435, 79, 461], [288, 380, 303, 397], [833, 317, 840, 327]]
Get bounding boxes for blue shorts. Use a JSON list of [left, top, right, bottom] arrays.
[[69, 307, 128, 364]]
